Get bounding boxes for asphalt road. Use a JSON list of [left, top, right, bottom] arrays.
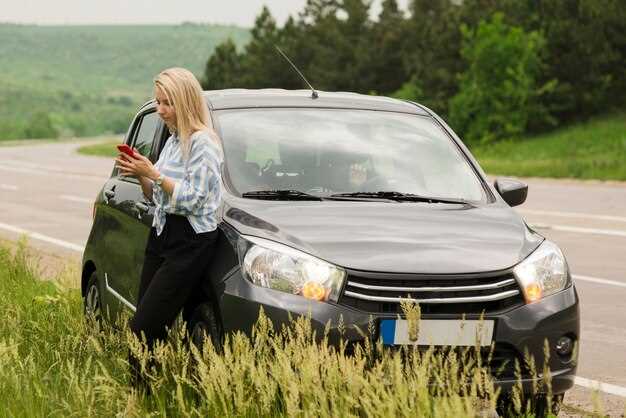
[[1, 141, 625, 414]]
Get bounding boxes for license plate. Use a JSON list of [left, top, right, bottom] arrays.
[[380, 319, 494, 346]]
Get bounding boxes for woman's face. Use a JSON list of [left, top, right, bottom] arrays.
[[155, 87, 177, 130]]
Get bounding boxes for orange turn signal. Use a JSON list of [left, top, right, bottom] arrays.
[[302, 281, 327, 301], [524, 283, 542, 303]]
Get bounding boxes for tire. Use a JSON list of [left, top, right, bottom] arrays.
[[83, 272, 103, 324], [187, 302, 223, 354], [496, 393, 564, 417]]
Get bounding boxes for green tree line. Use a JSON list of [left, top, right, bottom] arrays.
[[202, 0, 626, 144]]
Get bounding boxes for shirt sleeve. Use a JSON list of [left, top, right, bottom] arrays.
[[170, 136, 221, 215]]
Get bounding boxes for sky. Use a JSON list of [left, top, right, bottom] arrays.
[[2, 0, 410, 27]]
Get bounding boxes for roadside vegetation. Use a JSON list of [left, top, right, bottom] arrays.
[[0, 134, 122, 150], [76, 137, 122, 157], [2, 1, 624, 148], [0, 240, 568, 417], [0, 23, 249, 141], [205, 0, 625, 146], [472, 111, 626, 181]]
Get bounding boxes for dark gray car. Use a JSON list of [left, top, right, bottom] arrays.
[[81, 90, 579, 416]]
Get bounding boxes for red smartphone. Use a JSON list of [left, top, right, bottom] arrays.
[[117, 144, 137, 158]]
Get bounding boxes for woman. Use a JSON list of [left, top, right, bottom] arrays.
[[115, 67, 223, 381]]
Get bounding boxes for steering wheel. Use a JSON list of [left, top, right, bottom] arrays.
[[305, 186, 334, 195], [359, 175, 389, 191], [261, 159, 275, 175]]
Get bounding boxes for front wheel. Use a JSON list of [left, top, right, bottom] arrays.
[[83, 272, 103, 324], [187, 302, 223, 354], [496, 393, 564, 417]]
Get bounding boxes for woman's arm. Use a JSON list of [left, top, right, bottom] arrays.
[[138, 175, 154, 201], [146, 170, 176, 197], [116, 152, 176, 198], [115, 137, 219, 209]]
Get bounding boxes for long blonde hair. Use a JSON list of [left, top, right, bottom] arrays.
[[154, 67, 220, 159]]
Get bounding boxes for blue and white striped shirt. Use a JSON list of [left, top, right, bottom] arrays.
[[152, 130, 223, 236]]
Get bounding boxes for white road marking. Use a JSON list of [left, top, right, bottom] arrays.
[[520, 209, 626, 224], [532, 223, 626, 238], [0, 164, 105, 182], [0, 222, 85, 253], [0, 160, 66, 172], [574, 274, 626, 288], [0, 184, 18, 191], [0, 223, 625, 398], [60, 194, 93, 204], [575, 376, 626, 398]]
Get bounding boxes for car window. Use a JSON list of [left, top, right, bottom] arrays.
[[217, 109, 487, 202], [131, 112, 159, 158]]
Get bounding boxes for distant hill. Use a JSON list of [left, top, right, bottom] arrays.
[[0, 23, 250, 139]]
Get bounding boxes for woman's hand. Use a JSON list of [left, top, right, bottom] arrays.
[[115, 151, 159, 180]]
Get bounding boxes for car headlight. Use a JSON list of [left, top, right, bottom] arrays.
[[513, 240, 570, 303], [239, 235, 346, 302]]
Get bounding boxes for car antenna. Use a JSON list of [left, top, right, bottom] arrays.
[[274, 45, 319, 99]]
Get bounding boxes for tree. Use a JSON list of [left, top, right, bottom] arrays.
[[335, 0, 373, 92], [367, 0, 409, 95], [532, 0, 626, 122], [296, 0, 345, 91], [449, 13, 554, 144], [403, 0, 463, 115], [24, 112, 59, 139], [474, 0, 626, 125], [202, 39, 242, 90], [240, 6, 289, 88]]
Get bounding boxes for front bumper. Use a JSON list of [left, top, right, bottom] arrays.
[[218, 268, 579, 395]]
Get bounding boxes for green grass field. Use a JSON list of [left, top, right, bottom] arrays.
[[0, 240, 570, 417], [76, 137, 122, 157], [0, 23, 249, 140], [472, 111, 626, 181]]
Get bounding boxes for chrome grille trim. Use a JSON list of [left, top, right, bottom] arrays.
[[346, 277, 516, 293], [343, 289, 520, 304]]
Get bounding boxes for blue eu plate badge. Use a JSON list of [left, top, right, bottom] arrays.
[[380, 319, 494, 346]]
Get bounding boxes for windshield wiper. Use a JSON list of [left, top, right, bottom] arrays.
[[329, 191, 468, 205], [241, 189, 323, 201]]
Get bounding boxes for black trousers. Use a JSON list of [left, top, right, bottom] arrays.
[[129, 214, 218, 349]]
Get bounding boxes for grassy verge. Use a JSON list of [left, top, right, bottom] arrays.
[[76, 137, 122, 157], [0, 135, 122, 149], [472, 111, 626, 181], [1, 240, 577, 417]]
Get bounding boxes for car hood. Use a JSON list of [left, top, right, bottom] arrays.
[[223, 199, 542, 274]]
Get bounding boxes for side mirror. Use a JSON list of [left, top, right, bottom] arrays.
[[494, 178, 528, 207]]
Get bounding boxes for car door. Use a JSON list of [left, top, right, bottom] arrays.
[[99, 109, 164, 320]]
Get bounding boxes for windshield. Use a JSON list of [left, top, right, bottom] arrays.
[[216, 108, 486, 202]]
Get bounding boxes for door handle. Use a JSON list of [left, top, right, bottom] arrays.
[[103, 188, 116, 203], [135, 202, 149, 212]]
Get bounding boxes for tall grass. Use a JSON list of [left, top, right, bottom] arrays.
[[0, 241, 564, 417]]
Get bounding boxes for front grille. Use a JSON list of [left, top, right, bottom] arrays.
[[340, 270, 524, 315]]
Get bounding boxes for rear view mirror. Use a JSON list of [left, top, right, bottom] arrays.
[[494, 178, 528, 207]]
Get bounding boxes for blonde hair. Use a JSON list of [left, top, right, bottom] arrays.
[[154, 67, 220, 159]]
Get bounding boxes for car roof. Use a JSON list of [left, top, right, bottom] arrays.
[[204, 89, 428, 114], [142, 89, 429, 115]]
